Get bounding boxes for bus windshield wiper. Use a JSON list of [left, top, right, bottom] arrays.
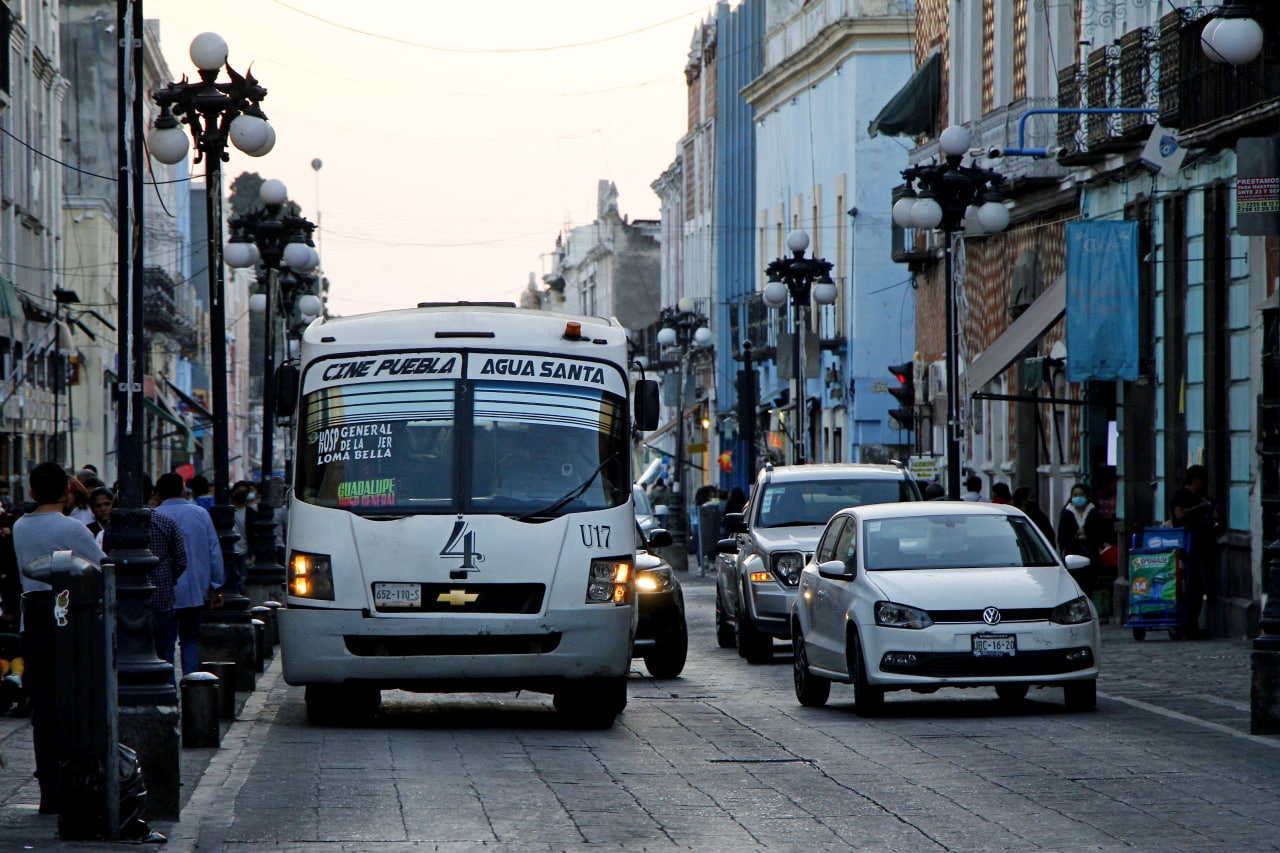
[[515, 454, 619, 522]]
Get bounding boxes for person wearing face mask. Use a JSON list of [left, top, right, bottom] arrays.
[[1057, 482, 1105, 600]]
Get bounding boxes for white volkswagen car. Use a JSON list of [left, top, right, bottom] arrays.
[[791, 502, 1100, 715]]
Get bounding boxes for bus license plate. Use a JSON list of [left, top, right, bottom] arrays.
[[374, 583, 422, 607], [972, 633, 1016, 656]]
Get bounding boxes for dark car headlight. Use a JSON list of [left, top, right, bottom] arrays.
[[636, 566, 673, 594], [771, 551, 805, 587], [1050, 595, 1093, 625], [875, 601, 933, 629]]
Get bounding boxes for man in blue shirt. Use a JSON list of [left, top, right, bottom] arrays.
[[153, 472, 224, 677]]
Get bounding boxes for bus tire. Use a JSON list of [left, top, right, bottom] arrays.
[[553, 676, 627, 729]]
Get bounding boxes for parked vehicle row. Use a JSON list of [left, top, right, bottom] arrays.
[[694, 461, 1101, 716]]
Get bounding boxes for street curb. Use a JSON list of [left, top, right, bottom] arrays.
[[158, 656, 284, 852]]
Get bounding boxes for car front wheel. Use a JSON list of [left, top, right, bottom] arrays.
[[644, 619, 688, 679], [1063, 678, 1096, 711], [715, 599, 737, 649], [847, 631, 884, 716], [736, 601, 773, 664], [792, 631, 830, 707]]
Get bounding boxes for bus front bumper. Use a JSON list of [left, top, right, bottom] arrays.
[[278, 605, 635, 690]]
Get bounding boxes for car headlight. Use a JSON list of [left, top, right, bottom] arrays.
[[587, 557, 633, 605], [771, 551, 805, 587], [289, 551, 334, 600], [1050, 594, 1093, 625], [635, 566, 673, 594], [875, 600, 933, 629]]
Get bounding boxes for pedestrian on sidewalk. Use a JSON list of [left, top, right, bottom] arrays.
[[1011, 486, 1055, 543], [1057, 482, 1105, 598], [1169, 464, 1219, 639], [12, 462, 105, 814], [153, 473, 225, 678]]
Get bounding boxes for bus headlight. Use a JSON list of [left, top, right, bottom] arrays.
[[587, 557, 632, 605], [289, 551, 335, 600]]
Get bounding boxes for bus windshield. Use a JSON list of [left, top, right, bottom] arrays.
[[296, 375, 630, 518]]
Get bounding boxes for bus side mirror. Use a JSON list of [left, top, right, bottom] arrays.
[[634, 379, 659, 431], [274, 364, 300, 417]]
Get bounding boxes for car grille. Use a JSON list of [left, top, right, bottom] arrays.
[[374, 583, 545, 614], [878, 647, 1094, 678], [927, 607, 1052, 624], [345, 633, 562, 656]]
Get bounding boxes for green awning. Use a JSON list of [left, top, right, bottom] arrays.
[[868, 49, 941, 139], [0, 276, 24, 319], [144, 397, 193, 453]]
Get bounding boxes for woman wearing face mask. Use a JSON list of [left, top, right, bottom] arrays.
[[1056, 483, 1105, 598]]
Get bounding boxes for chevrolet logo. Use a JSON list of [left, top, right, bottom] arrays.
[[437, 589, 479, 606]]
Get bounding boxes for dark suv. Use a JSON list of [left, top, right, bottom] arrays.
[[715, 462, 921, 663]]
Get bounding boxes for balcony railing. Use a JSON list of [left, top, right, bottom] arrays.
[[1057, 31, 1159, 163], [1159, 8, 1280, 142]]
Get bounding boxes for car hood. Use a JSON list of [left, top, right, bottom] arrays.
[[751, 525, 826, 552], [865, 566, 1079, 609]]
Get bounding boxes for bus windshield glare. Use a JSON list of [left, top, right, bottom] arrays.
[[295, 376, 629, 518]]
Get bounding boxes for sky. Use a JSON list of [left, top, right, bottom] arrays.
[[145, 0, 715, 318]]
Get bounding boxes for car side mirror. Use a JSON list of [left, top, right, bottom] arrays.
[[716, 537, 738, 555], [723, 513, 747, 534], [817, 559, 855, 580], [1064, 553, 1092, 588], [646, 528, 673, 549]]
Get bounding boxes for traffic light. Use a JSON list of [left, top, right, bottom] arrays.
[[887, 362, 916, 431], [736, 367, 758, 427]]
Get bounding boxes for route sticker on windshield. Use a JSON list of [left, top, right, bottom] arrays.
[[337, 478, 396, 509], [867, 521, 882, 532]]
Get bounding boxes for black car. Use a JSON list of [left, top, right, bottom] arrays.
[[633, 526, 687, 678]]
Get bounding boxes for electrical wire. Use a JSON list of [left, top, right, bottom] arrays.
[[272, 0, 710, 54]]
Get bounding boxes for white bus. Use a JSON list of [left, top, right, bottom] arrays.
[[276, 303, 658, 728]]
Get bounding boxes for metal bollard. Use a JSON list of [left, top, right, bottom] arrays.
[[180, 672, 220, 748], [252, 619, 266, 673], [250, 606, 274, 659], [262, 601, 282, 647], [200, 661, 238, 719]]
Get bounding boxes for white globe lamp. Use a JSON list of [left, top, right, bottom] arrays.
[[763, 280, 788, 308], [189, 32, 228, 71], [657, 327, 677, 348], [260, 179, 288, 206], [940, 125, 972, 157], [786, 229, 810, 254], [813, 279, 838, 305], [147, 123, 190, 165], [693, 326, 713, 347], [248, 292, 267, 314]]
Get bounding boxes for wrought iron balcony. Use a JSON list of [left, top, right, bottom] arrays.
[[144, 266, 200, 353], [1158, 8, 1280, 146], [1056, 30, 1159, 165]]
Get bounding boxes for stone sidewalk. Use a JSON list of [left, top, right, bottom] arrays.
[[0, 578, 1263, 850]]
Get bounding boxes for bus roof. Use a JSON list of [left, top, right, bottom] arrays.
[[302, 304, 626, 349]]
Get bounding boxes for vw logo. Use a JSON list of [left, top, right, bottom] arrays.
[[982, 607, 1002, 626]]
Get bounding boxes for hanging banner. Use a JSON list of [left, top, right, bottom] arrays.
[[1065, 221, 1139, 382]]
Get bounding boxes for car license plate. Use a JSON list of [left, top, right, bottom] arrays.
[[374, 583, 422, 607], [972, 633, 1016, 656]]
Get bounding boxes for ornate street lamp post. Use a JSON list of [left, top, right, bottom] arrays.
[[148, 31, 275, 509], [892, 125, 1010, 499], [657, 298, 712, 546], [763, 230, 836, 465]]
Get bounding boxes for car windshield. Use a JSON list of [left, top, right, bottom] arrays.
[[633, 485, 653, 517], [757, 478, 913, 528], [862, 513, 1059, 570]]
